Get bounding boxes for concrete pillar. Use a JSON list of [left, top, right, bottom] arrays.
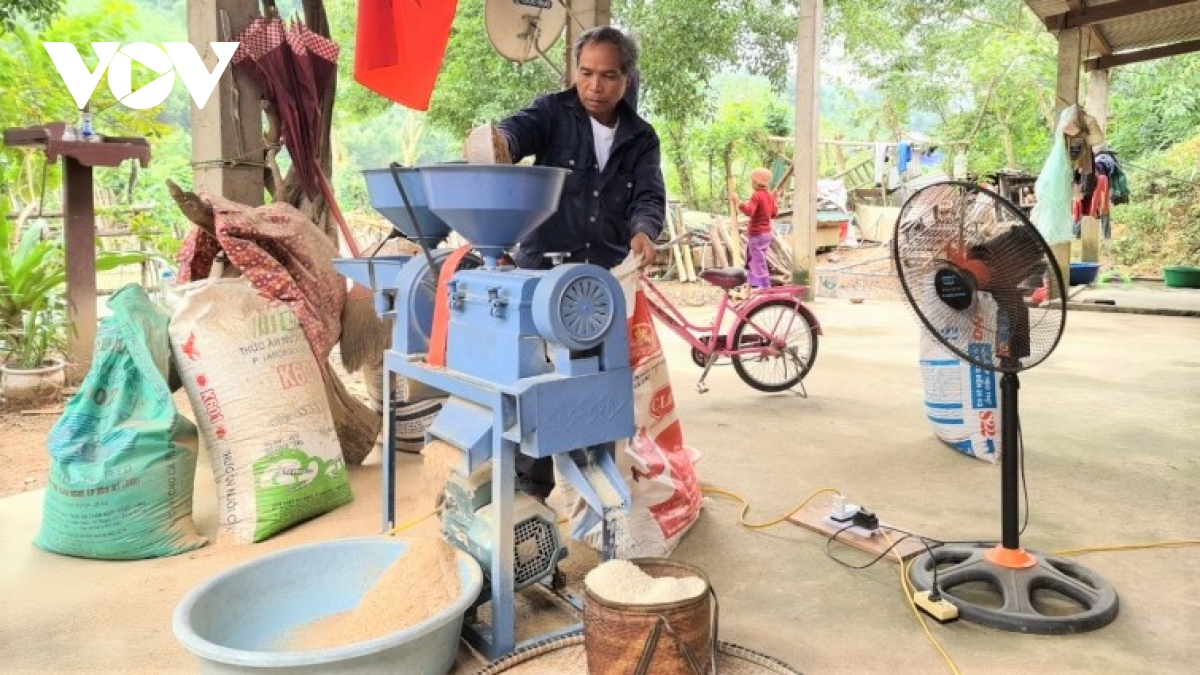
[[188, 0, 263, 205], [790, 0, 822, 297], [1052, 28, 1082, 289], [1087, 69, 1110, 134]]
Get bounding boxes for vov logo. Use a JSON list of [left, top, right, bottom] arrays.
[[42, 42, 239, 110]]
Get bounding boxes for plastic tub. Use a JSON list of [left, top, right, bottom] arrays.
[[1163, 265, 1200, 288], [1069, 262, 1101, 286], [173, 537, 482, 674]]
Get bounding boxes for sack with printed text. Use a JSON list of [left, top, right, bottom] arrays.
[[35, 285, 206, 559], [170, 278, 352, 543], [564, 257, 704, 558]]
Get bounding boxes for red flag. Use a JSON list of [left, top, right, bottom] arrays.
[[354, 0, 458, 110]]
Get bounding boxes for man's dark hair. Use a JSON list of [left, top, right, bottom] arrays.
[[573, 26, 639, 76]]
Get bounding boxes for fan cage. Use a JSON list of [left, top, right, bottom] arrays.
[[893, 181, 1066, 374]]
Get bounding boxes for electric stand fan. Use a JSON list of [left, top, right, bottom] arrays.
[[893, 181, 1119, 634]]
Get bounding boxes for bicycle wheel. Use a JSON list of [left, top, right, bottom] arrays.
[[730, 299, 818, 392]]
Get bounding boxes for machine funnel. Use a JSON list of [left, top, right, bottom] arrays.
[[363, 167, 453, 247], [418, 164, 568, 267]]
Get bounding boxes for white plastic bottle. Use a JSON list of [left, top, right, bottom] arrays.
[[158, 269, 178, 314]]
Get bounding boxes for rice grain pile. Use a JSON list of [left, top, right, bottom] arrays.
[[284, 538, 461, 649], [584, 560, 706, 605]]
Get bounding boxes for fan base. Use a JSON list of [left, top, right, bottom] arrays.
[[985, 545, 1038, 569], [909, 545, 1119, 635]]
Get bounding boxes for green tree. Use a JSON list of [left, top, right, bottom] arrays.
[[0, 0, 64, 34]]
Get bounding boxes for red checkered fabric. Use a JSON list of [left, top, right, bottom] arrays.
[[176, 194, 346, 361]]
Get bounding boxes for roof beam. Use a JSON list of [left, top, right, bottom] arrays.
[[1046, 0, 1200, 30], [1089, 25, 1114, 54], [1085, 37, 1200, 69]]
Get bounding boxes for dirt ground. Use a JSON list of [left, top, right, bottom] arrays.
[[0, 412, 55, 498]]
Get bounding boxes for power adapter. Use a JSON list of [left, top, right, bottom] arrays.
[[852, 508, 878, 531], [914, 591, 960, 623]]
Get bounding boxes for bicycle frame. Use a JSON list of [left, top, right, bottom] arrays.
[[638, 273, 822, 362]]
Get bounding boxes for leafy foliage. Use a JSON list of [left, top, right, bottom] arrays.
[[0, 0, 64, 34], [0, 201, 145, 368], [1107, 53, 1200, 158]]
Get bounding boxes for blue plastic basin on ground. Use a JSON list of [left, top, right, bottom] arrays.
[[173, 537, 482, 674], [1070, 262, 1101, 286]]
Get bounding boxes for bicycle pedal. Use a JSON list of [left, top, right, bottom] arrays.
[[695, 382, 709, 394]]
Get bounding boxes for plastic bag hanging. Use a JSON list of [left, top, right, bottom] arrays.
[[1031, 105, 1077, 244]]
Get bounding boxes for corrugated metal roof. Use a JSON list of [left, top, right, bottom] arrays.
[[1025, 1, 1200, 67]]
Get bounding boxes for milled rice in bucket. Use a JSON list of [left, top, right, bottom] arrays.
[[583, 559, 713, 675], [584, 560, 707, 605]]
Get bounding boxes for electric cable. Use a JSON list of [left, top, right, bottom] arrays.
[[385, 510, 436, 537], [1054, 539, 1200, 556], [700, 485, 840, 529], [883, 530, 963, 675], [824, 525, 916, 570]]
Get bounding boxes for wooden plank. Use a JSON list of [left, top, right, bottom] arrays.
[[1044, 0, 1198, 30], [788, 501, 927, 563], [1086, 38, 1200, 70]]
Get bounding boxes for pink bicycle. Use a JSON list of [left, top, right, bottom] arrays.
[[640, 233, 822, 394]]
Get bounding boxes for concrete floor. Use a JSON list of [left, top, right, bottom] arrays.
[[2, 297, 1198, 674]]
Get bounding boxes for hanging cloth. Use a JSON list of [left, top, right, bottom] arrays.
[[354, 0, 459, 110]]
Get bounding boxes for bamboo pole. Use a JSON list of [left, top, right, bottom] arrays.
[[725, 176, 745, 267], [663, 205, 687, 281], [673, 202, 697, 282]]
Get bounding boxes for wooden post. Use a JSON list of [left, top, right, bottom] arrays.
[[1081, 68, 1110, 265], [790, 0, 822, 298], [1052, 28, 1082, 289], [1087, 69, 1110, 134], [564, 0, 612, 85], [62, 158, 96, 384], [188, 0, 264, 205]]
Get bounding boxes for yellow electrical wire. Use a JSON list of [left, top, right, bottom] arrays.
[[882, 530, 962, 675], [1053, 539, 1200, 556], [384, 510, 436, 537], [700, 485, 840, 529]]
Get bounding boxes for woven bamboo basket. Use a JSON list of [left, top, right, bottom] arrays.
[[583, 558, 716, 675]]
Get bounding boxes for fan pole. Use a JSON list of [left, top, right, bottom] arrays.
[[1000, 372, 1022, 552]]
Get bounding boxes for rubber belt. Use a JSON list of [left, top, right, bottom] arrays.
[[427, 245, 475, 368]]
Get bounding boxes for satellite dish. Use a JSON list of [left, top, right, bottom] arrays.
[[484, 0, 567, 65]]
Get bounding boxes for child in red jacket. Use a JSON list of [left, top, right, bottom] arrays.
[[729, 168, 778, 288]]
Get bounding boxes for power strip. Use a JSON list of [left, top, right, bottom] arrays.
[[913, 591, 960, 622]]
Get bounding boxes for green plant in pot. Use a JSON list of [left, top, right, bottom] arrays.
[[1, 203, 146, 408]]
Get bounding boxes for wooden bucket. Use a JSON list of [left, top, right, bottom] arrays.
[[583, 558, 717, 675]]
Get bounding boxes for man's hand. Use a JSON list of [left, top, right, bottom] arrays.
[[630, 232, 656, 268]]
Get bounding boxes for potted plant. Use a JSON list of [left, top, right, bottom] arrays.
[[1, 202, 145, 408]]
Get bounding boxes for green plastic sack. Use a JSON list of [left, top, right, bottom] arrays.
[[34, 285, 206, 560], [1032, 105, 1078, 245]]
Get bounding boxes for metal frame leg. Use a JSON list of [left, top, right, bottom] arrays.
[[382, 366, 396, 531]]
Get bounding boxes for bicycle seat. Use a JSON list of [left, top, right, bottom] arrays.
[[699, 267, 747, 289]]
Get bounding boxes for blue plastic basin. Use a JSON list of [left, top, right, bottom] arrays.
[[1070, 262, 1101, 286], [173, 537, 482, 674], [363, 168, 453, 246], [417, 164, 568, 262]]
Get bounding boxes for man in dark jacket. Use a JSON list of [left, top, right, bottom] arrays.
[[495, 26, 666, 271], [480, 27, 665, 500]]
